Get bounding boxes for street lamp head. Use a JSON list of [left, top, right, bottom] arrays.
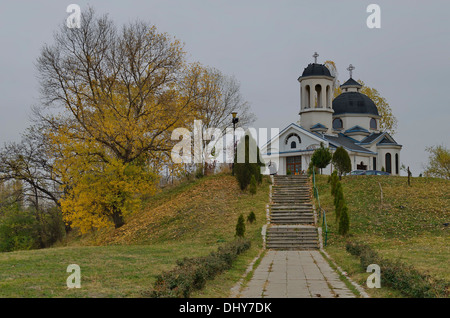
[[232, 112, 237, 119]]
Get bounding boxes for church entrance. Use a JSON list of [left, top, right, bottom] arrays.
[[287, 156, 302, 175]]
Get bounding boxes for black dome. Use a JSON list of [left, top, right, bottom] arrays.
[[332, 92, 379, 116], [300, 63, 332, 78]]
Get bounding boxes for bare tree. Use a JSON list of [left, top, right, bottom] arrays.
[[0, 125, 62, 207], [193, 66, 255, 174]]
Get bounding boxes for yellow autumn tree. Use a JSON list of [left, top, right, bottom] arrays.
[[358, 80, 398, 135], [36, 8, 207, 232]]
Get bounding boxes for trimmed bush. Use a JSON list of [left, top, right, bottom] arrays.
[[311, 142, 332, 174], [149, 239, 251, 298], [332, 146, 351, 178], [235, 214, 246, 237], [345, 242, 449, 298]]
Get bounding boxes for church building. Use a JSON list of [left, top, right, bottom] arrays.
[[261, 53, 402, 175]]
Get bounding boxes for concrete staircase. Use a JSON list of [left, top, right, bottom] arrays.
[[266, 175, 319, 250]]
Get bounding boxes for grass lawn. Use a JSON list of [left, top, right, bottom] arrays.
[[314, 174, 450, 297], [0, 174, 270, 298]]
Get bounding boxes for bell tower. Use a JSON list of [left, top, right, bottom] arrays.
[[299, 52, 334, 135]]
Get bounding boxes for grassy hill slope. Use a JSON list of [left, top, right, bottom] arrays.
[[0, 174, 270, 297], [315, 175, 449, 297]]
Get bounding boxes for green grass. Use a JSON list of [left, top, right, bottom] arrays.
[[314, 175, 450, 297], [0, 174, 270, 298], [0, 243, 213, 297]]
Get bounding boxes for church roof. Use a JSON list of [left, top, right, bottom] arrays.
[[359, 132, 401, 147], [310, 123, 328, 130], [340, 78, 362, 87], [377, 135, 400, 145], [359, 132, 384, 144], [344, 125, 369, 134], [260, 122, 327, 153], [324, 134, 377, 154], [332, 92, 379, 116], [300, 63, 332, 78]]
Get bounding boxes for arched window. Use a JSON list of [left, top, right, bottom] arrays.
[[370, 118, 377, 130], [395, 153, 399, 175], [385, 153, 392, 174], [326, 85, 331, 108], [314, 84, 322, 108], [333, 118, 343, 130], [291, 141, 297, 149], [285, 133, 301, 145], [305, 85, 311, 108]]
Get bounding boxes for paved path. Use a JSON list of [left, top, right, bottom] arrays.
[[239, 250, 355, 298]]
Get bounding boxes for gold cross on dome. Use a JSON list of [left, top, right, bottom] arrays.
[[313, 52, 319, 63], [347, 64, 355, 78]]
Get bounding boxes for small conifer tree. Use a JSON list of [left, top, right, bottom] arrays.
[[249, 175, 257, 195], [247, 211, 256, 224], [334, 182, 344, 207], [338, 204, 350, 236], [335, 197, 345, 221], [235, 214, 246, 237], [329, 170, 339, 197]]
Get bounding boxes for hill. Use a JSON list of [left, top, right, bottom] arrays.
[[0, 174, 270, 297], [315, 175, 449, 297]]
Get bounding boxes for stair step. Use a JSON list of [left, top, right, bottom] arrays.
[[267, 239, 318, 243], [271, 206, 312, 210], [268, 228, 317, 232], [267, 176, 318, 250], [268, 234, 317, 241], [267, 234, 317, 237], [270, 220, 314, 223], [271, 211, 313, 214], [270, 215, 314, 219], [270, 219, 314, 222]]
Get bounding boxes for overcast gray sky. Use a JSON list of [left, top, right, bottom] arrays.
[[1, 0, 449, 175]]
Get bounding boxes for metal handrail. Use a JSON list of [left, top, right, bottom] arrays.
[[312, 168, 328, 246]]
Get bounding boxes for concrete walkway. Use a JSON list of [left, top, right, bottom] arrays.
[[239, 250, 355, 298]]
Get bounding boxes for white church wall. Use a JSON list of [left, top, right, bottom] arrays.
[[299, 109, 333, 133], [351, 154, 372, 171], [377, 146, 401, 175], [279, 127, 324, 153], [300, 77, 334, 110]]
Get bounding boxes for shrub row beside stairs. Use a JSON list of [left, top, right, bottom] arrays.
[[346, 241, 449, 298], [148, 239, 251, 298]]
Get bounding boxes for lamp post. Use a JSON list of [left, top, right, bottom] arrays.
[[231, 112, 239, 175]]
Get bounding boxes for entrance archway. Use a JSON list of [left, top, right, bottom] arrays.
[[287, 156, 302, 175]]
